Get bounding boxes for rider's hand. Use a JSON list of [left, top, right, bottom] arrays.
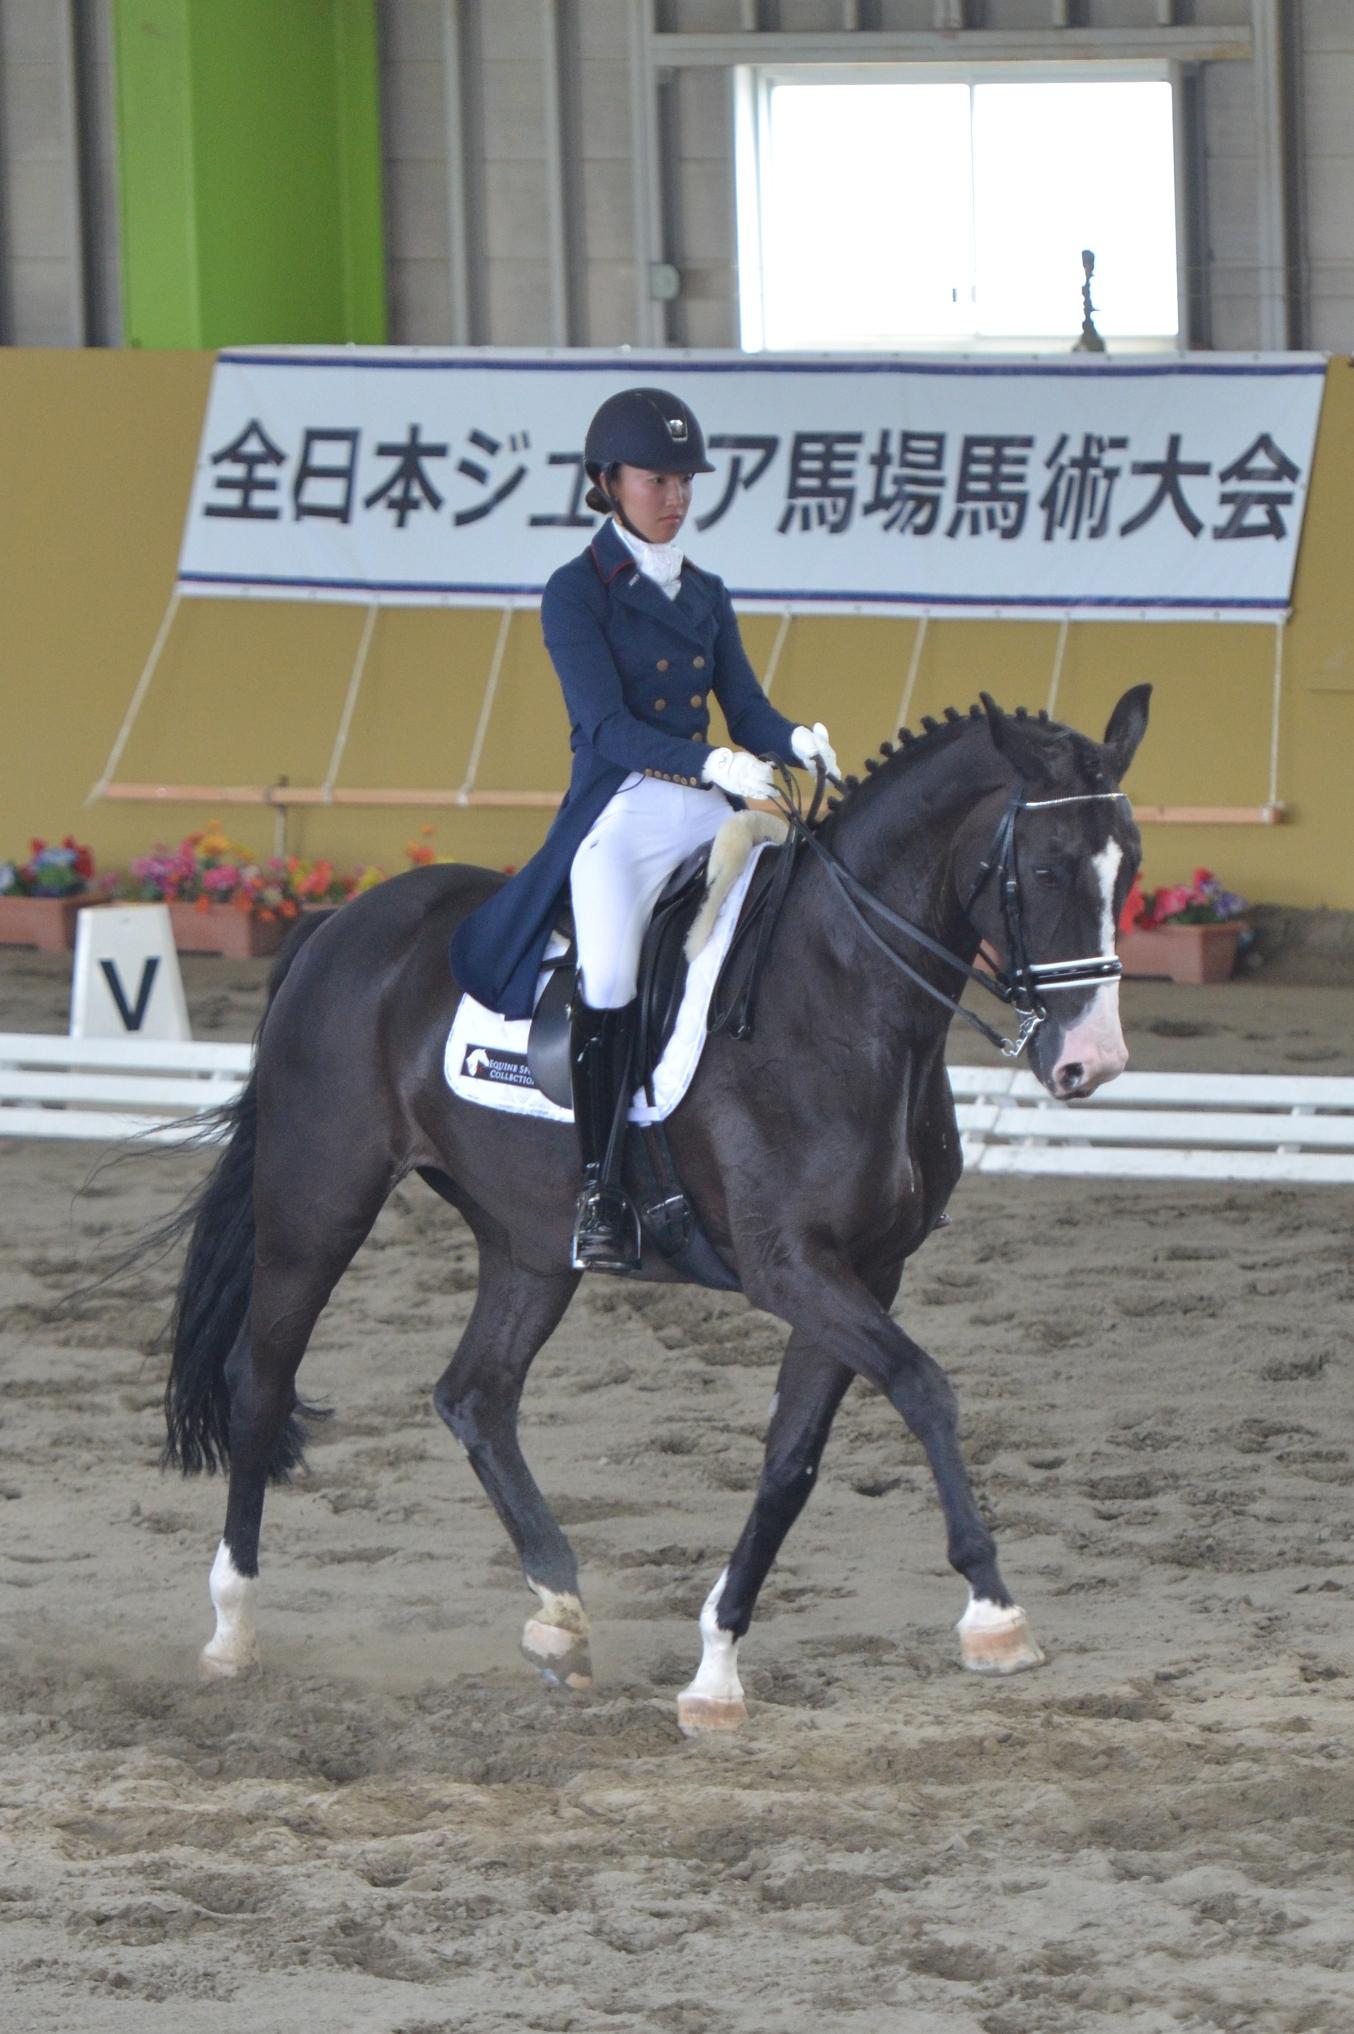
[[702, 747, 776, 801], [791, 721, 840, 779]]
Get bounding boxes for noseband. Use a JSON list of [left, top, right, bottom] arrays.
[[771, 763, 1128, 1060]]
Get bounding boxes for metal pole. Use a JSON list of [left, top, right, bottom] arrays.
[[541, 0, 570, 345], [56, 0, 88, 344], [1250, 0, 1291, 350], [627, 0, 665, 344], [441, 0, 472, 344]]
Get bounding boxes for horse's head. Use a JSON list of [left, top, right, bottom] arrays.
[[958, 686, 1150, 1100]]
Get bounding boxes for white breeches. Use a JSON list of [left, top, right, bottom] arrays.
[[570, 773, 729, 1008]]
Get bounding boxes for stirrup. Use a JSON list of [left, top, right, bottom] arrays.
[[571, 1181, 643, 1274]]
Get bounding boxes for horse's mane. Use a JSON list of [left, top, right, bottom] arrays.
[[820, 701, 1109, 828]]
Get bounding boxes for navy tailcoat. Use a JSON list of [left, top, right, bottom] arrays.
[[450, 519, 802, 1019]]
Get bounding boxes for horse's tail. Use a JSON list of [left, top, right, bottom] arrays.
[[163, 910, 336, 1480]]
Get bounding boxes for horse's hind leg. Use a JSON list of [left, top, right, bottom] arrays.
[[679, 1330, 852, 1734], [431, 1224, 588, 1688], [202, 1158, 392, 1678]]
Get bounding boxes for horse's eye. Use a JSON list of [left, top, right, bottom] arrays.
[[1033, 864, 1062, 891]]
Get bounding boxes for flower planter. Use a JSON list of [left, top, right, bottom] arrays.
[[0, 892, 89, 952], [1119, 922, 1245, 986], [167, 902, 285, 958]]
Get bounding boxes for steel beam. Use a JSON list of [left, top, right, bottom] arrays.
[[650, 28, 1251, 67]]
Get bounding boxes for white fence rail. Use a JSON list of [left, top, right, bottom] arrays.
[[2, 1036, 1353, 1183], [951, 1067, 1354, 1184], [0, 1035, 250, 1145]]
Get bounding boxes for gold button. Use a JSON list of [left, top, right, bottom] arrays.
[[692, 655, 706, 669], [690, 692, 702, 707], [690, 731, 701, 741], [654, 696, 666, 711], [656, 658, 669, 672]]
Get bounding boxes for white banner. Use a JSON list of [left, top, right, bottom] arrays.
[[177, 347, 1328, 624]]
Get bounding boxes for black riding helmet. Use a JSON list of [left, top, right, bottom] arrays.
[[583, 386, 715, 522]]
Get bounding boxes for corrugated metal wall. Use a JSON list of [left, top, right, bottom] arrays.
[[0, 0, 120, 345], [2, 0, 1354, 355]]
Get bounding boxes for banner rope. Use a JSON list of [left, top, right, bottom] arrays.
[[760, 607, 793, 696], [1046, 615, 1070, 720], [457, 604, 516, 805], [1268, 619, 1285, 809], [85, 586, 183, 806], [893, 613, 929, 735], [321, 604, 380, 804]]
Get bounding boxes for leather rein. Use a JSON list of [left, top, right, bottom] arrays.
[[759, 760, 1128, 1060]]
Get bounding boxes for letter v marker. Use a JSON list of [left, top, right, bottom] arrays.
[[99, 956, 161, 1032]]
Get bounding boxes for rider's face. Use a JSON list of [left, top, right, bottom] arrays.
[[612, 464, 693, 544]]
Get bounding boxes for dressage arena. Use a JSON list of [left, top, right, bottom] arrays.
[[7, 5, 1354, 2029], [2, 946, 1351, 2034]]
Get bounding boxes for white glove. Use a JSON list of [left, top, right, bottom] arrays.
[[702, 747, 776, 801], [791, 721, 840, 779]]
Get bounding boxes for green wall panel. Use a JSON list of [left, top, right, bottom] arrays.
[[115, 0, 385, 348]]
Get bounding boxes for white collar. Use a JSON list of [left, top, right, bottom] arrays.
[[612, 516, 684, 588]]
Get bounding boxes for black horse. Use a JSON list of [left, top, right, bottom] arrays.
[[162, 687, 1149, 1730]]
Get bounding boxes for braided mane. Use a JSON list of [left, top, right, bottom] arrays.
[[820, 701, 1109, 826]]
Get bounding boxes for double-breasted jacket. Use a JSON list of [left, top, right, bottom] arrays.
[[450, 519, 801, 1019]]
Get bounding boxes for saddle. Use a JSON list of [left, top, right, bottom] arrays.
[[526, 846, 711, 1112], [525, 834, 798, 1292]]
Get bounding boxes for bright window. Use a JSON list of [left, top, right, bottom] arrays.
[[737, 70, 1180, 352]]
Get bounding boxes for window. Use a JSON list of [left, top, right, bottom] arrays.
[[736, 69, 1180, 353]]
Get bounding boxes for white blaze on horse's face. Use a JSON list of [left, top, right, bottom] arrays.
[[1048, 839, 1128, 1099]]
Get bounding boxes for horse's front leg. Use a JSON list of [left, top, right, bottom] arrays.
[[680, 1255, 1043, 1731], [678, 1329, 853, 1733]]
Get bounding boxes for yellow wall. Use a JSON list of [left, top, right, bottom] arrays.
[[4, 349, 1353, 907]]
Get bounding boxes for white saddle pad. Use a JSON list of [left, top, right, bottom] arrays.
[[444, 842, 771, 1126]]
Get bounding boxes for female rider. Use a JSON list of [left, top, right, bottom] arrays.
[[450, 386, 838, 1274]]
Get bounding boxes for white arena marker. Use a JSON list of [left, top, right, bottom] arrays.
[[70, 904, 190, 1042]]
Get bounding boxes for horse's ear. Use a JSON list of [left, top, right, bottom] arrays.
[[1101, 684, 1152, 781], [980, 692, 1055, 784]]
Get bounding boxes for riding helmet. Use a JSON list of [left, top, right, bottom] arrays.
[[583, 387, 715, 512]]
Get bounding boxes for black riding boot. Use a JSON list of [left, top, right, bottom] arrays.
[[569, 994, 642, 1273]]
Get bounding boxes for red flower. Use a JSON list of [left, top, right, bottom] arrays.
[[1118, 874, 1149, 936], [194, 894, 211, 913]]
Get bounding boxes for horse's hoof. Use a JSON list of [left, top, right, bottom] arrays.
[[677, 1691, 749, 1736], [958, 1606, 1045, 1675], [522, 1617, 593, 1693], [198, 1641, 259, 1681]]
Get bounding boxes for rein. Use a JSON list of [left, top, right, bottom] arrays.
[[766, 760, 1128, 1060]]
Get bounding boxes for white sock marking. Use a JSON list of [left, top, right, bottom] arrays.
[[681, 1567, 744, 1707], [957, 1591, 1026, 1636], [202, 1540, 259, 1671], [525, 1579, 590, 1639]]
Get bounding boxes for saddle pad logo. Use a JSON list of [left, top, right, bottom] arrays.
[[462, 1044, 538, 1090]]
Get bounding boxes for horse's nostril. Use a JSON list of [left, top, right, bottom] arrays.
[[1059, 1062, 1085, 1092]]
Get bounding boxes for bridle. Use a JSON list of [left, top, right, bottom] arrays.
[[767, 760, 1129, 1060]]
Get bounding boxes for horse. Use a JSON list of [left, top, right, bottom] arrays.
[[158, 685, 1150, 1732]]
